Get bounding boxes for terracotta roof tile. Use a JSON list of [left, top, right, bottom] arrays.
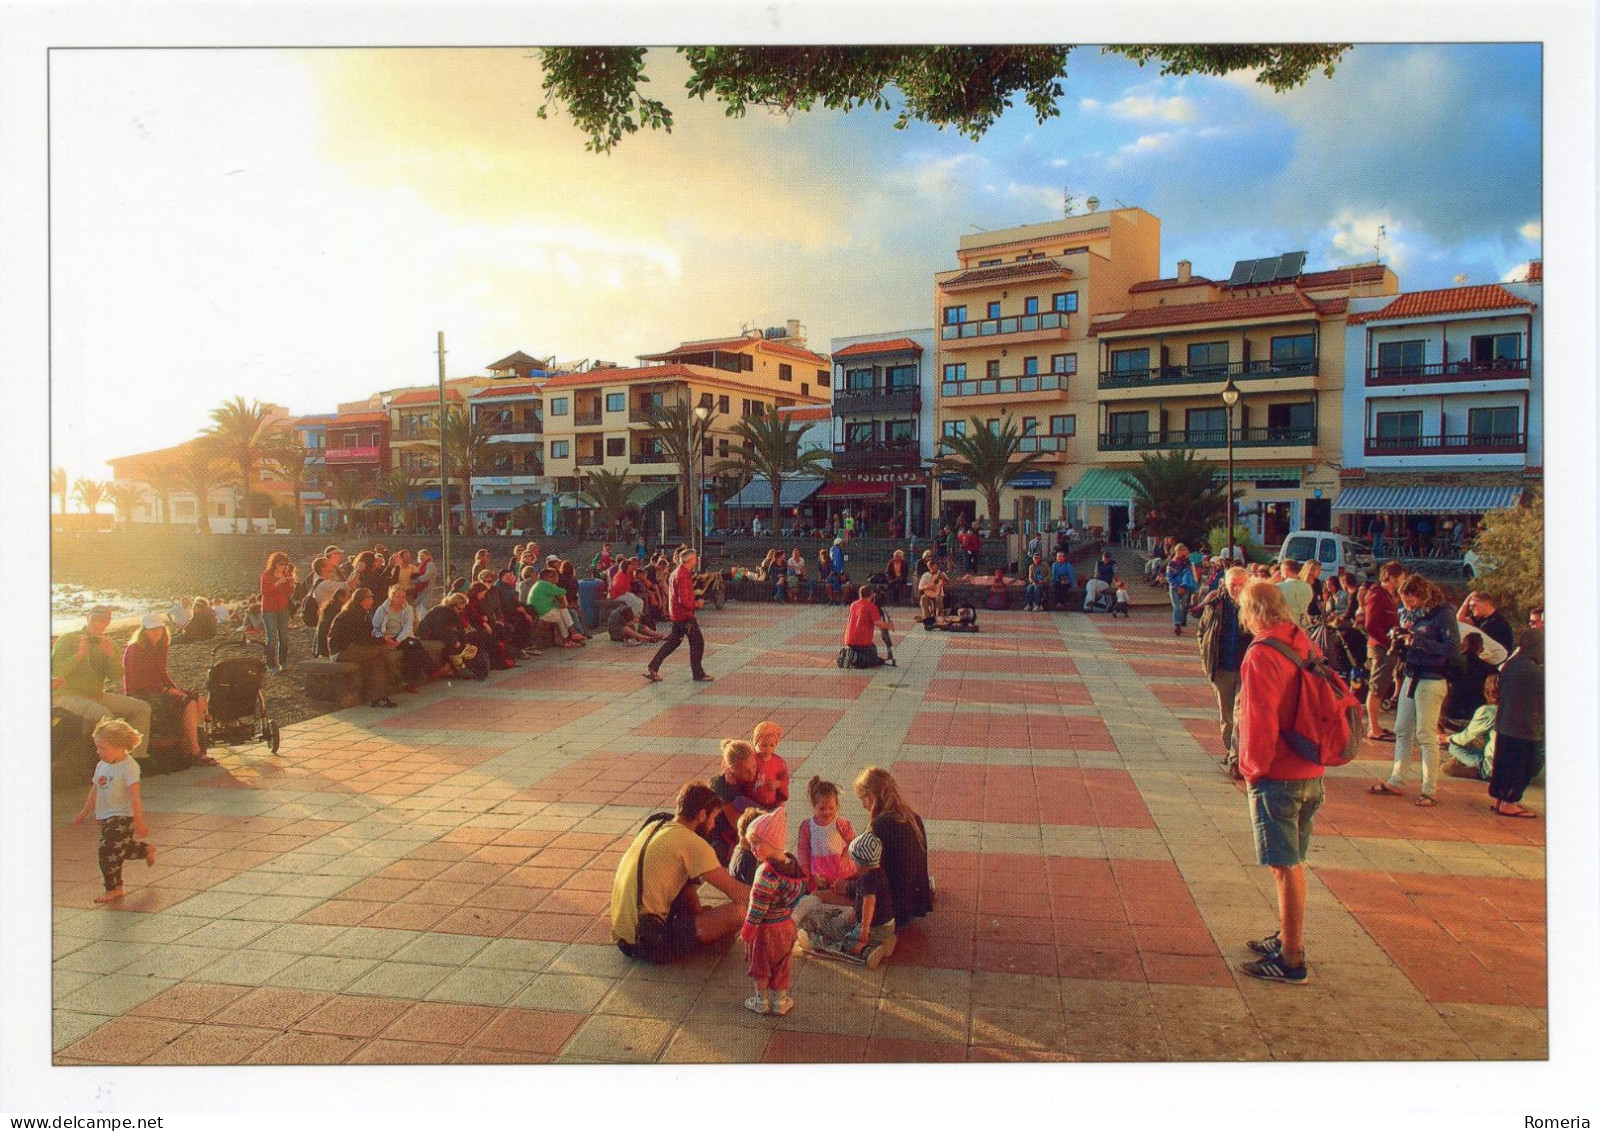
[[1347, 284, 1534, 324], [942, 258, 1073, 288], [1281, 264, 1389, 290], [390, 388, 463, 407], [777, 405, 831, 422], [639, 337, 829, 366], [1129, 276, 1217, 293], [1092, 292, 1321, 335], [332, 411, 389, 425], [831, 337, 923, 359], [486, 350, 546, 371], [471, 383, 539, 398]]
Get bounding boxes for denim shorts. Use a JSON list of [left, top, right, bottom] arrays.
[[1248, 777, 1325, 867]]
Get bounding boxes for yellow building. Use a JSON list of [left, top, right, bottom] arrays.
[[933, 208, 1162, 530], [1072, 258, 1398, 545]]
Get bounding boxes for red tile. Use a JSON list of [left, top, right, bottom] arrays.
[[762, 1030, 861, 1063], [972, 939, 1057, 977], [469, 1008, 586, 1055], [863, 1037, 967, 1062], [1056, 947, 1143, 983]]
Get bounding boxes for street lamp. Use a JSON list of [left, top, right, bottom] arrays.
[[693, 404, 711, 559], [1221, 378, 1240, 559]]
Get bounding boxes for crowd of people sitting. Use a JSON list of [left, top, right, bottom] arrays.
[[609, 725, 933, 1015]]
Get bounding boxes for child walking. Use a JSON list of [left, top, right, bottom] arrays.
[[73, 719, 155, 904], [1112, 580, 1131, 618], [740, 809, 806, 1016], [750, 720, 791, 809]]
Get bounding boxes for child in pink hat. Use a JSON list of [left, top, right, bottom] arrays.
[[739, 807, 806, 1016]]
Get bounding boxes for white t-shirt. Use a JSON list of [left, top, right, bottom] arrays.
[[93, 757, 141, 819]]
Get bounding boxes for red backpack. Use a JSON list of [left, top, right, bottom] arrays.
[[1252, 636, 1363, 767]]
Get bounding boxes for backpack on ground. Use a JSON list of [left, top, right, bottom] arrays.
[[1252, 636, 1363, 767]]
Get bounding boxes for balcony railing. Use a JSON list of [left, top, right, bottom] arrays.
[[574, 410, 603, 427], [575, 453, 605, 467], [485, 460, 544, 477], [394, 426, 434, 441], [940, 372, 1069, 400], [1364, 432, 1526, 456], [1018, 434, 1070, 454], [832, 386, 920, 415], [832, 439, 920, 471], [630, 452, 672, 466], [479, 417, 542, 435], [1098, 357, 1316, 390], [940, 310, 1070, 342], [1098, 426, 1316, 452], [1365, 357, 1529, 386], [324, 446, 382, 465]]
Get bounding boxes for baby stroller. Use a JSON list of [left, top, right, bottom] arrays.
[[201, 640, 281, 754]]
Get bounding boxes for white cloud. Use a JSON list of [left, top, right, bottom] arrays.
[[1078, 98, 1101, 112], [1324, 211, 1410, 271], [1501, 262, 1534, 283], [1519, 220, 1541, 241], [1005, 182, 1064, 215], [893, 153, 982, 200], [1106, 95, 1197, 124]]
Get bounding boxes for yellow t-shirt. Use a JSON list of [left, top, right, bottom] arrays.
[[610, 820, 720, 945]]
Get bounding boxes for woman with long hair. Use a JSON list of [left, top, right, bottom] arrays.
[[853, 766, 932, 928], [1370, 574, 1460, 807], [465, 582, 517, 669], [259, 551, 296, 674], [122, 614, 213, 765]]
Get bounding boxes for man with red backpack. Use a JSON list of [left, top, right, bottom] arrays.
[[1234, 578, 1327, 985]]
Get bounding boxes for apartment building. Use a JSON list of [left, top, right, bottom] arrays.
[[291, 415, 335, 533], [933, 207, 1161, 531], [827, 329, 938, 535], [469, 381, 545, 520], [1074, 255, 1398, 544], [322, 410, 391, 519], [1333, 268, 1541, 549]]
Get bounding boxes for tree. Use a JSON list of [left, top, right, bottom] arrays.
[[1467, 489, 1542, 615], [536, 45, 1350, 153], [51, 467, 68, 514], [377, 470, 428, 534], [260, 433, 311, 534], [1118, 449, 1228, 549], [642, 400, 719, 536], [932, 416, 1049, 535], [171, 450, 235, 534], [71, 477, 106, 515], [509, 501, 544, 537], [102, 482, 148, 528], [712, 411, 831, 536], [205, 396, 286, 533], [327, 475, 370, 535], [580, 468, 635, 540], [428, 406, 491, 538], [142, 461, 184, 527]]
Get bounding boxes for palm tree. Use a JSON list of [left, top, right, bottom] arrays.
[[205, 396, 285, 532], [71, 477, 106, 515], [327, 475, 369, 535], [260, 433, 310, 534], [376, 470, 427, 534], [1118, 449, 1228, 548], [102, 482, 148, 528], [932, 416, 1050, 535], [172, 449, 235, 534], [142, 461, 184, 527], [51, 467, 68, 514], [712, 411, 831, 536], [642, 399, 718, 536], [580, 468, 635, 539], [428, 406, 491, 537]]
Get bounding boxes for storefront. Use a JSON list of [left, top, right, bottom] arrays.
[[721, 476, 825, 535], [816, 469, 927, 537], [1331, 482, 1525, 557]]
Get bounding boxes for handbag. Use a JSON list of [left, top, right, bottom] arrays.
[[628, 814, 674, 961]]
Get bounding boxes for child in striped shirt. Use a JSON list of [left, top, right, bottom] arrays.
[[740, 808, 806, 1017]]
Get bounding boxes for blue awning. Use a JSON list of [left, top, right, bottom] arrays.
[[1332, 485, 1524, 515], [420, 487, 442, 501], [1009, 471, 1056, 489], [723, 477, 825, 509]]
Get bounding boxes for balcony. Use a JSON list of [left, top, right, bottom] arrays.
[[940, 372, 1068, 400], [480, 417, 542, 436], [1098, 426, 1316, 453], [575, 453, 606, 467], [833, 386, 920, 415], [1365, 358, 1529, 387], [394, 426, 434, 442], [1018, 434, 1070, 454], [832, 439, 920, 472], [630, 452, 672, 467], [574, 410, 603, 427], [484, 459, 544, 477], [1364, 432, 1526, 457], [1099, 357, 1316, 390], [324, 445, 382, 465], [939, 310, 1070, 348]]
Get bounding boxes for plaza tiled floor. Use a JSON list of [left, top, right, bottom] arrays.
[[50, 598, 1546, 1065]]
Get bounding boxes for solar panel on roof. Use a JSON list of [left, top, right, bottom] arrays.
[[1276, 251, 1307, 280], [1228, 260, 1253, 286], [1251, 255, 1283, 285]]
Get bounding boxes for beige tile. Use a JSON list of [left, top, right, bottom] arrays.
[[659, 1019, 771, 1064], [872, 997, 970, 1046], [558, 1014, 674, 1063], [882, 964, 972, 1007], [424, 966, 534, 1008], [970, 970, 1064, 1011], [596, 977, 704, 1022], [509, 974, 615, 1014], [969, 1004, 1066, 1052]]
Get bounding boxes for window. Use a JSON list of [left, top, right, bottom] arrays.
[[1377, 340, 1426, 376], [1374, 411, 1422, 445], [703, 439, 713, 457], [549, 397, 569, 416], [985, 360, 1001, 379], [1187, 341, 1229, 376], [942, 420, 967, 439], [1468, 406, 1520, 441], [1023, 296, 1039, 315], [605, 437, 626, 457], [1185, 406, 1228, 442], [943, 363, 967, 382], [886, 419, 915, 443], [801, 383, 810, 397], [977, 258, 1002, 267], [1050, 354, 1077, 375], [846, 421, 874, 445], [1051, 291, 1078, 314], [779, 363, 793, 382], [1267, 402, 1315, 435], [847, 367, 875, 391], [986, 418, 1000, 435], [943, 305, 967, 325], [1023, 357, 1039, 376], [1048, 415, 1076, 437], [718, 395, 730, 413], [885, 364, 917, 389], [987, 301, 1001, 319], [1021, 417, 1038, 435], [605, 392, 625, 413], [1271, 334, 1317, 368], [699, 391, 715, 409], [816, 368, 829, 388], [1111, 348, 1151, 376], [549, 440, 570, 459], [1470, 334, 1521, 364], [718, 439, 730, 457], [1108, 411, 1149, 440]]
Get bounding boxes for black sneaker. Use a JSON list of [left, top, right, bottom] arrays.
[[1239, 955, 1307, 984], [1246, 931, 1282, 957]]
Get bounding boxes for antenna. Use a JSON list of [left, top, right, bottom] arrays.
[[1062, 190, 1077, 217], [1374, 224, 1387, 264]]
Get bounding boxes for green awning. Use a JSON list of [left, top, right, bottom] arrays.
[[1210, 466, 1302, 485], [1061, 468, 1138, 506], [627, 483, 676, 508]]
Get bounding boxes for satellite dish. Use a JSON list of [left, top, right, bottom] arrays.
[[1086, 197, 1100, 212]]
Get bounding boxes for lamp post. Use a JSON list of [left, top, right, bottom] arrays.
[[693, 404, 711, 559], [1221, 378, 1240, 559]]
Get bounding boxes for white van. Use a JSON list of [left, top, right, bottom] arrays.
[[1276, 530, 1377, 581]]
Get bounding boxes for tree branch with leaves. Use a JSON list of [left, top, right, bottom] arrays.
[[932, 416, 1049, 535]]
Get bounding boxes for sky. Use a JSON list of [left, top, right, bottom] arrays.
[[48, 42, 1543, 490]]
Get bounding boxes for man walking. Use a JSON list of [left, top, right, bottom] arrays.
[[1196, 566, 1252, 779], [644, 548, 713, 683], [1362, 561, 1407, 739]]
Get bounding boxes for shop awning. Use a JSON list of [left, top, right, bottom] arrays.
[[1332, 485, 1524, 515], [816, 480, 894, 501], [1211, 466, 1302, 484], [453, 493, 542, 514], [723, 477, 825, 509], [626, 483, 676, 508], [1061, 468, 1138, 506]]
